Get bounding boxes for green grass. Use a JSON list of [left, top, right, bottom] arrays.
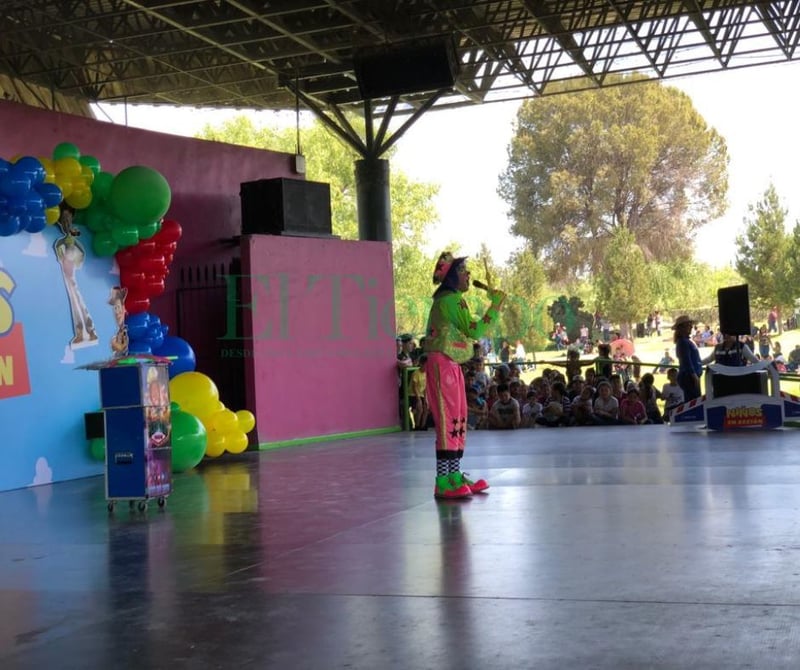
[[520, 328, 800, 398]]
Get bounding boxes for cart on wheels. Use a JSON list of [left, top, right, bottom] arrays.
[[86, 357, 173, 513]]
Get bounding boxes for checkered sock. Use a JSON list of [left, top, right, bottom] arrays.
[[436, 459, 449, 477], [448, 458, 461, 474]]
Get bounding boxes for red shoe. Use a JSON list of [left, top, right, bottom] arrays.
[[460, 472, 489, 494], [434, 474, 472, 499]]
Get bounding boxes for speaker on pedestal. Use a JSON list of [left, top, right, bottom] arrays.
[[717, 284, 751, 335], [240, 178, 333, 238]]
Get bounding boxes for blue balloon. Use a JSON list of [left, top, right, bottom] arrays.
[[36, 182, 63, 208], [127, 340, 153, 355], [25, 214, 47, 233], [153, 336, 196, 378], [125, 312, 150, 340], [1, 165, 32, 198], [0, 214, 20, 236], [14, 157, 46, 185]]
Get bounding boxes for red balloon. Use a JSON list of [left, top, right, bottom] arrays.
[[120, 270, 146, 287], [138, 255, 166, 273], [136, 240, 157, 255], [146, 278, 165, 296], [115, 248, 139, 268], [158, 219, 182, 243], [125, 295, 150, 314]]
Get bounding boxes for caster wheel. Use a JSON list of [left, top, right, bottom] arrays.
[[107, 501, 115, 513], [157, 497, 166, 508], [137, 501, 147, 512], [129, 500, 135, 510]]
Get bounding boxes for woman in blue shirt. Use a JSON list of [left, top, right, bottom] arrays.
[[672, 315, 702, 401]]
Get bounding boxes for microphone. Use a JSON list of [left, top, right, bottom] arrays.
[[472, 279, 492, 292]]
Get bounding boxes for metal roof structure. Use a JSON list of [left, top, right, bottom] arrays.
[[2, 0, 800, 122]]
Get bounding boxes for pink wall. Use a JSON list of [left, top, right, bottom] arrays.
[[241, 235, 398, 443]]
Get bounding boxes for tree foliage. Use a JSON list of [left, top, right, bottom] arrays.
[[735, 184, 798, 324], [197, 114, 441, 336], [595, 227, 653, 334], [498, 74, 729, 282]]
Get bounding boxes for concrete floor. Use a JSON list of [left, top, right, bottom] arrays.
[[3, 425, 800, 669]]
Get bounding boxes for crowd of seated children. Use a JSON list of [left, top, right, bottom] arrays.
[[450, 353, 691, 431]]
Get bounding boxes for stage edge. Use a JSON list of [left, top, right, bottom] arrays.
[[257, 426, 400, 450]]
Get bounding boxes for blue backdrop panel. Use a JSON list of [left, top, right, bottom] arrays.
[[0, 227, 117, 491]]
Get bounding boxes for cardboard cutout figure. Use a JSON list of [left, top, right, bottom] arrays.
[[54, 206, 98, 349]]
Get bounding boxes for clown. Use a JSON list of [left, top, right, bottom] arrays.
[[424, 252, 506, 499]]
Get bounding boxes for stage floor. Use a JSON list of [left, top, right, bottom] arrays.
[[3, 426, 800, 668]]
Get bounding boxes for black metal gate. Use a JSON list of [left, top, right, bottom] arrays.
[[176, 259, 245, 411]]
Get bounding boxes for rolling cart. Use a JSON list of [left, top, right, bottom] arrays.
[[95, 359, 172, 513]]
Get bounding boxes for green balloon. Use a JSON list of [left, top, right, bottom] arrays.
[[53, 142, 81, 160], [111, 222, 140, 247], [109, 166, 171, 227], [88, 437, 105, 462], [138, 220, 160, 240], [91, 231, 118, 257], [170, 410, 207, 473], [79, 155, 101, 175], [91, 171, 114, 200]]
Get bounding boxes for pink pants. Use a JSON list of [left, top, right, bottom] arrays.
[[425, 352, 466, 452]]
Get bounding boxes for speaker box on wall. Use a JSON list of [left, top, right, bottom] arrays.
[[240, 178, 333, 238], [717, 284, 751, 335], [354, 38, 459, 99]]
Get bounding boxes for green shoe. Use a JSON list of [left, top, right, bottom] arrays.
[[434, 474, 472, 499]]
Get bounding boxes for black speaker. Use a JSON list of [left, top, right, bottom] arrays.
[[718, 284, 751, 335], [240, 178, 332, 238], [84, 411, 105, 439], [712, 371, 767, 398], [354, 38, 459, 99]]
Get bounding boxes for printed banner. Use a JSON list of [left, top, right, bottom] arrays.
[[0, 322, 31, 399]]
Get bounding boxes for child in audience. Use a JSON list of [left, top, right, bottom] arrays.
[[565, 348, 582, 381], [571, 385, 597, 425], [521, 391, 543, 428], [661, 367, 684, 423], [638, 372, 663, 424], [488, 383, 521, 429], [466, 384, 488, 429], [620, 386, 648, 424], [536, 381, 571, 427], [593, 380, 620, 425]]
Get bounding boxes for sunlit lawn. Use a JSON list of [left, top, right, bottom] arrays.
[[520, 328, 800, 399]]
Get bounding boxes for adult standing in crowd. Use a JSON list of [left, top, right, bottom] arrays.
[[424, 252, 506, 499], [673, 314, 703, 401], [701, 333, 757, 367]]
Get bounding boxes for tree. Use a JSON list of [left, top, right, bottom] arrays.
[[197, 115, 440, 336], [735, 184, 797, 330], [594, 227, 654, 336], [498, 74, 729, 282]]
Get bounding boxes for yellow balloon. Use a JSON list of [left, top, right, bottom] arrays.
[[225, 431, 249, 454], [80, 165, 95, 184], [211, 409, 239, 433], [66, 188, 92, 210], [235, 410, 256, 433], [38, 157, 56, 183], [54, 157, 81, 178], [45, 207, 61, 225], [169, 372, 219, 416], [55, 177, 73, 198], [205, 432, 226, 458]]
